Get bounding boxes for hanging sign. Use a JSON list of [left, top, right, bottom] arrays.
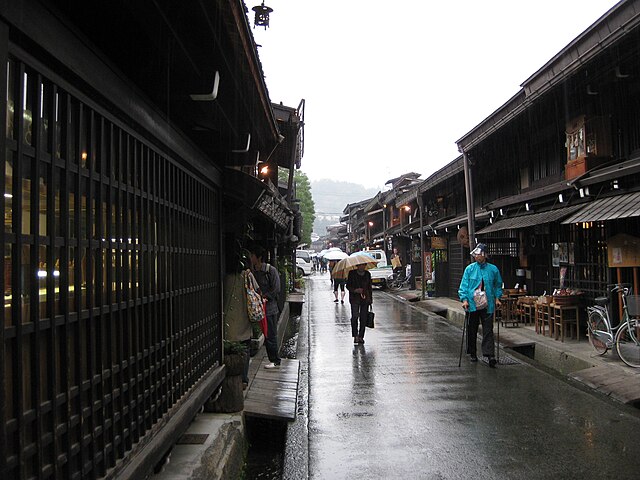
[[423, 252, 432, 281]]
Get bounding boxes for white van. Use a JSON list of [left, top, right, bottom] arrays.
[[295, 250, 313, 276], [359, 249, 388, 268], [355, 249, 392, 287]]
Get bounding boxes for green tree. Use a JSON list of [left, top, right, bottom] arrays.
[[279, 169, 316, 245], [294, 171, 315, 245]]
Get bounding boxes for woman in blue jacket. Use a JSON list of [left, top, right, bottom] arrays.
[[458, 243, 503, 367]]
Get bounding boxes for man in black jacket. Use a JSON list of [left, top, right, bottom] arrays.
[[346, 264, 373, 345]]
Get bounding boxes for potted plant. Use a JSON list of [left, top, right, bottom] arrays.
[[223, 340, 247, 376]]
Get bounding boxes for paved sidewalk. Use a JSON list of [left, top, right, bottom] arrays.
[[386, 290, 640, 407]]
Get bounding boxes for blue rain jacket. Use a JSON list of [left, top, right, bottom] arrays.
[[458, 261, 503, 314]]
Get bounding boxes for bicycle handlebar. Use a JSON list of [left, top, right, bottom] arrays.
[[607, 283, 632, 295]]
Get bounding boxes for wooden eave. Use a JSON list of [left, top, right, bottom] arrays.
[[8, 0, 280, 169]]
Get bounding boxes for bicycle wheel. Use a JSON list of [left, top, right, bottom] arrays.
[[587, 309, 609, 355], [615, 321, 640, 368], [388, 279, 402, 291]]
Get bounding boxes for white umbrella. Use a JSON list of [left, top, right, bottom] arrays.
[[349, 251, 374, 258], [323, 250, 348, 261], [319, 248, 341, 258]]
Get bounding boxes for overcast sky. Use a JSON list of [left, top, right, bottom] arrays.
[[252, 0, 620, 191]]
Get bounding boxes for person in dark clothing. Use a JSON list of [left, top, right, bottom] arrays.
[[346, 264, 373, 344], [250, 245, 281, 369]]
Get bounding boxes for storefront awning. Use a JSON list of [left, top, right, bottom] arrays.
[[477, 205, 583, 234], [561, 192, 640, 224], [432, 210, 491, 230]]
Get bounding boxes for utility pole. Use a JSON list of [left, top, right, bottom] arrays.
[[417, 192, 425, 300], [461, 147, 476, 251]]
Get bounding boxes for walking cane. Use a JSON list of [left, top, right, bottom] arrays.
[[495, 309, 500, 364], [458, 309, 468, 367]]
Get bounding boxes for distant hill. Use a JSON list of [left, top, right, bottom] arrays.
[[311, 180, 379, 236]]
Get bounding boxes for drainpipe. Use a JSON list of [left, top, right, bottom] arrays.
[[460, 146, 476, 251]]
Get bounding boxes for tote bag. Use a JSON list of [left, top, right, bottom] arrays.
[[473, 280, 488, 310], [244, 270, 264, 323], [260, 299, 268, 336], [366, 306, 375, 328]]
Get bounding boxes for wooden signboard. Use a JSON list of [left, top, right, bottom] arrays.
[[607, 234, 640, 268], [431, 237, 447, 250]]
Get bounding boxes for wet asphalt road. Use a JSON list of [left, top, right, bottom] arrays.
[[303, 274, 640, 480]]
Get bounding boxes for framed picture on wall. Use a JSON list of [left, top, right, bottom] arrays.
[[558, 242, 568, 263], [552, 243, 561, 267], [568, 242, 575, 265]]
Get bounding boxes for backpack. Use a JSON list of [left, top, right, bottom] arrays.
[[243, 270, 264, 323]]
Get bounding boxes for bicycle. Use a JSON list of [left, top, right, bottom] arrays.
[[387, 271, 413, 291], [586, 283, 640, 368]]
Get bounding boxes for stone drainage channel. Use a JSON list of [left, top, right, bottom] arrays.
[[244, 314, 302, 479]]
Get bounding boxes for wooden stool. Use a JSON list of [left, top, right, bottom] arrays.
[[535, 302, 553, 337], [552, 304, 579, 342]]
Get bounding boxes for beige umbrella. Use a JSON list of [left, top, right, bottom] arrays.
[[331, 254, 378, 280]]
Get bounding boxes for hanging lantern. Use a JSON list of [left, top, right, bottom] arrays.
[[252, 2, 273, 29]]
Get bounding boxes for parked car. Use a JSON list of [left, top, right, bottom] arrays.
[[296, 250, 313, 276]]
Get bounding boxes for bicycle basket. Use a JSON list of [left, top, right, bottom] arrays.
[[627, 295, 640, 317]]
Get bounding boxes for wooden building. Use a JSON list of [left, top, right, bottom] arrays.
[[0, 1, 301, 479]]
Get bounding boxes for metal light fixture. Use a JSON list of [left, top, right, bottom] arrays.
[[257, 162, 270, 179], [525, 202, 531, 211], [558, 193, 564, 203], [252, 2, 273, 29]]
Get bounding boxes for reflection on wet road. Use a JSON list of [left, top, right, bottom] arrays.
[[305, 274, 640, 479]]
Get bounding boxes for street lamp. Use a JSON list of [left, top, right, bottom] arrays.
[[252, 2, 273, 29]]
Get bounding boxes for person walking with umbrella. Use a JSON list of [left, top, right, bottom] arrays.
[[458, 243, 503, 367], [346, 262, 373, 344]]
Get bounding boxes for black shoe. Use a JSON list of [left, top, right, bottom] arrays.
[[489, 358, 497, 368], [334, 299, 339, 303], [470, 355, 478, 362]]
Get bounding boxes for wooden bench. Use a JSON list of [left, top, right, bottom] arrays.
[[244, 356, 300, 421]]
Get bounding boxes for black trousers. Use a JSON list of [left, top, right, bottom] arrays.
[[350, 302, 369, 338], [466, 308, 495, 358]]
